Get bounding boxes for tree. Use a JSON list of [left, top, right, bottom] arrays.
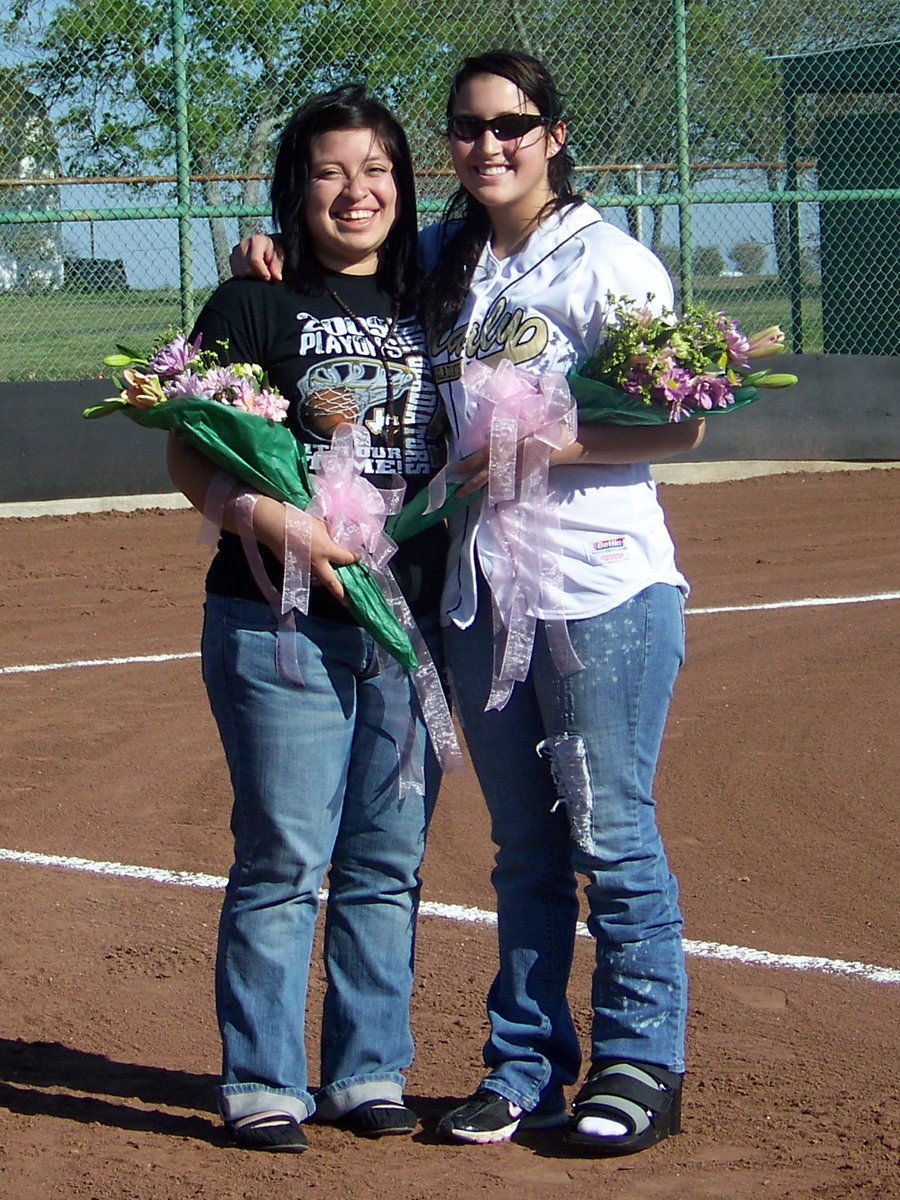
[[694, 244, 724, 277], [0, 66, 63, 289], [7, 0, 897, 284], [730, 238, 766, 275], [12, 0, 460, 279]]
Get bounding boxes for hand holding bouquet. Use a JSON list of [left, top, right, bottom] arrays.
[[567, 296, 797, 425]]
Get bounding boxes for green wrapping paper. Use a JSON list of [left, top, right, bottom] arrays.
[[565, 369, 760, 426], [84, 395, 469, 670]]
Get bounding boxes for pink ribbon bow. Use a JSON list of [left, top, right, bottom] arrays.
[[307, 422, 404, 568], [459, 359, 583, 712]]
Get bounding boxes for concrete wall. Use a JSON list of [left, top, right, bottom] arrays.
[[695, 354, 898, 462], [1, 355, 897, 504], [1, 379, 171, 503]]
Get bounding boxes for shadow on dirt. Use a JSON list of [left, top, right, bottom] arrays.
[[0, 1036, 221, 1141]]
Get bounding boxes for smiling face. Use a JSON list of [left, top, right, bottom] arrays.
[[304, 126, 399, 275], [448, 73, 566, 228]]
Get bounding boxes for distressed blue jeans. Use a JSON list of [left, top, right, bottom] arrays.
[[444, 581, 687, 1115], [202, 594, 438, 1124]]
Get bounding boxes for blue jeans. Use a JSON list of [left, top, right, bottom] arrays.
[[202, 594, 438, 1124], [444, 581, 687, 1115]]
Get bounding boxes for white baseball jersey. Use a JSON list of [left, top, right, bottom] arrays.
[[421, 203, 689, 627]]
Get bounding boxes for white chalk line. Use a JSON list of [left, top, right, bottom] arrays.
[[0, 651, 200, 676], [2, 591, 897, 677], [1, 847, 897, 987], [688, 590, 900, 615]]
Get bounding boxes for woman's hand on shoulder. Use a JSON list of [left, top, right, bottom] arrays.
[[229, 234, 284, 282]]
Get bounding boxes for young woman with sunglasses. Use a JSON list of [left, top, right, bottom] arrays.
[[418, 50, 702, 1156]]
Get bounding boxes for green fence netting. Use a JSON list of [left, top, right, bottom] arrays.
[[1, 0, 899, 380]]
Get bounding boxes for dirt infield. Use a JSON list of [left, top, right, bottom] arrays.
[[1, 469, 898, 1200]]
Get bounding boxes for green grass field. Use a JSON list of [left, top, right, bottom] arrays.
[[692, 283, 823, 354], [0, 289, 214, 382], [0, 283, 822, 382]]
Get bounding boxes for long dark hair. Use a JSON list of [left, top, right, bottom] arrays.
[[271, 84, 419, 300], [420, 50, 580, 337]]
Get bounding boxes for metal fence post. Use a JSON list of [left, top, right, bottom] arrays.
[[171, 0, 194, 333], [673, 0, 693, 309]]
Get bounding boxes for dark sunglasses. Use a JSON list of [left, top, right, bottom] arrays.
[[446, 113, 551, 143]]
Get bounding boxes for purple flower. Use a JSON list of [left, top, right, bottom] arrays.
[[202, 365, 247, 402], [148, 333, 203, 378], [667, 397, 689, 423], [652, 363, 693, 406], [163, 371, 208, 399], [692, 373, 734, 411], [715, 314, 750, 369]]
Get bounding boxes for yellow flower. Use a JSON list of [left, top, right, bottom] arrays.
[[120, 369, 166, 409]]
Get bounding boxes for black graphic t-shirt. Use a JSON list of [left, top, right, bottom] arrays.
[[191, 274, 448, 618]]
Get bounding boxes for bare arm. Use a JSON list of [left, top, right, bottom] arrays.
[[166, 434, 357, 600], [548, 414, 705, 466], [454, 417, 705, 497]]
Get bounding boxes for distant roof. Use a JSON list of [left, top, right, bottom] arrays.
[[770, 41, 900, 95]]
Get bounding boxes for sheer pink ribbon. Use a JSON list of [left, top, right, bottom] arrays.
[[308, 424, 463, 788], [457, 359, 583, 712], [203, 427, 462, 795], [203, 473, 312, 687]]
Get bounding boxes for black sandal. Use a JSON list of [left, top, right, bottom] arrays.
[[227, 1111, 309, 1152], [337, 1099, 418, 1137], [566, 1061, 682, 1156]]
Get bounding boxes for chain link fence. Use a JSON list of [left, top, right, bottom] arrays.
[[1, 1, 899, 380]]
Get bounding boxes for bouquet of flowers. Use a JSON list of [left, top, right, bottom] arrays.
[[85, 331, 467, 670], [567, 296, 797, 425], [88, 330, 290, 422]]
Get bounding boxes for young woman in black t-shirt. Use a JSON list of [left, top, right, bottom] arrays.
[[168, 86, 445, 1153]]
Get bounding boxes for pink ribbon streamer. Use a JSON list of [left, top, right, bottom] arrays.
[[309, 424, 463, 789], [459, 359, 583, 712], [203, 471, 315, 686], [199, 470, 237, 550], [234, 491, 310, 687]]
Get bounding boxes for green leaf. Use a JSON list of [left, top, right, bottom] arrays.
[[82, 398, 129, 418]]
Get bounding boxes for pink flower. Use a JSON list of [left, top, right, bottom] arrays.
[[255, 388, 290, 422], [119, 369, 166, 409], [716, 314, 751, 369], [230, 383, 289, 422], [147, 333, 203, 378]]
